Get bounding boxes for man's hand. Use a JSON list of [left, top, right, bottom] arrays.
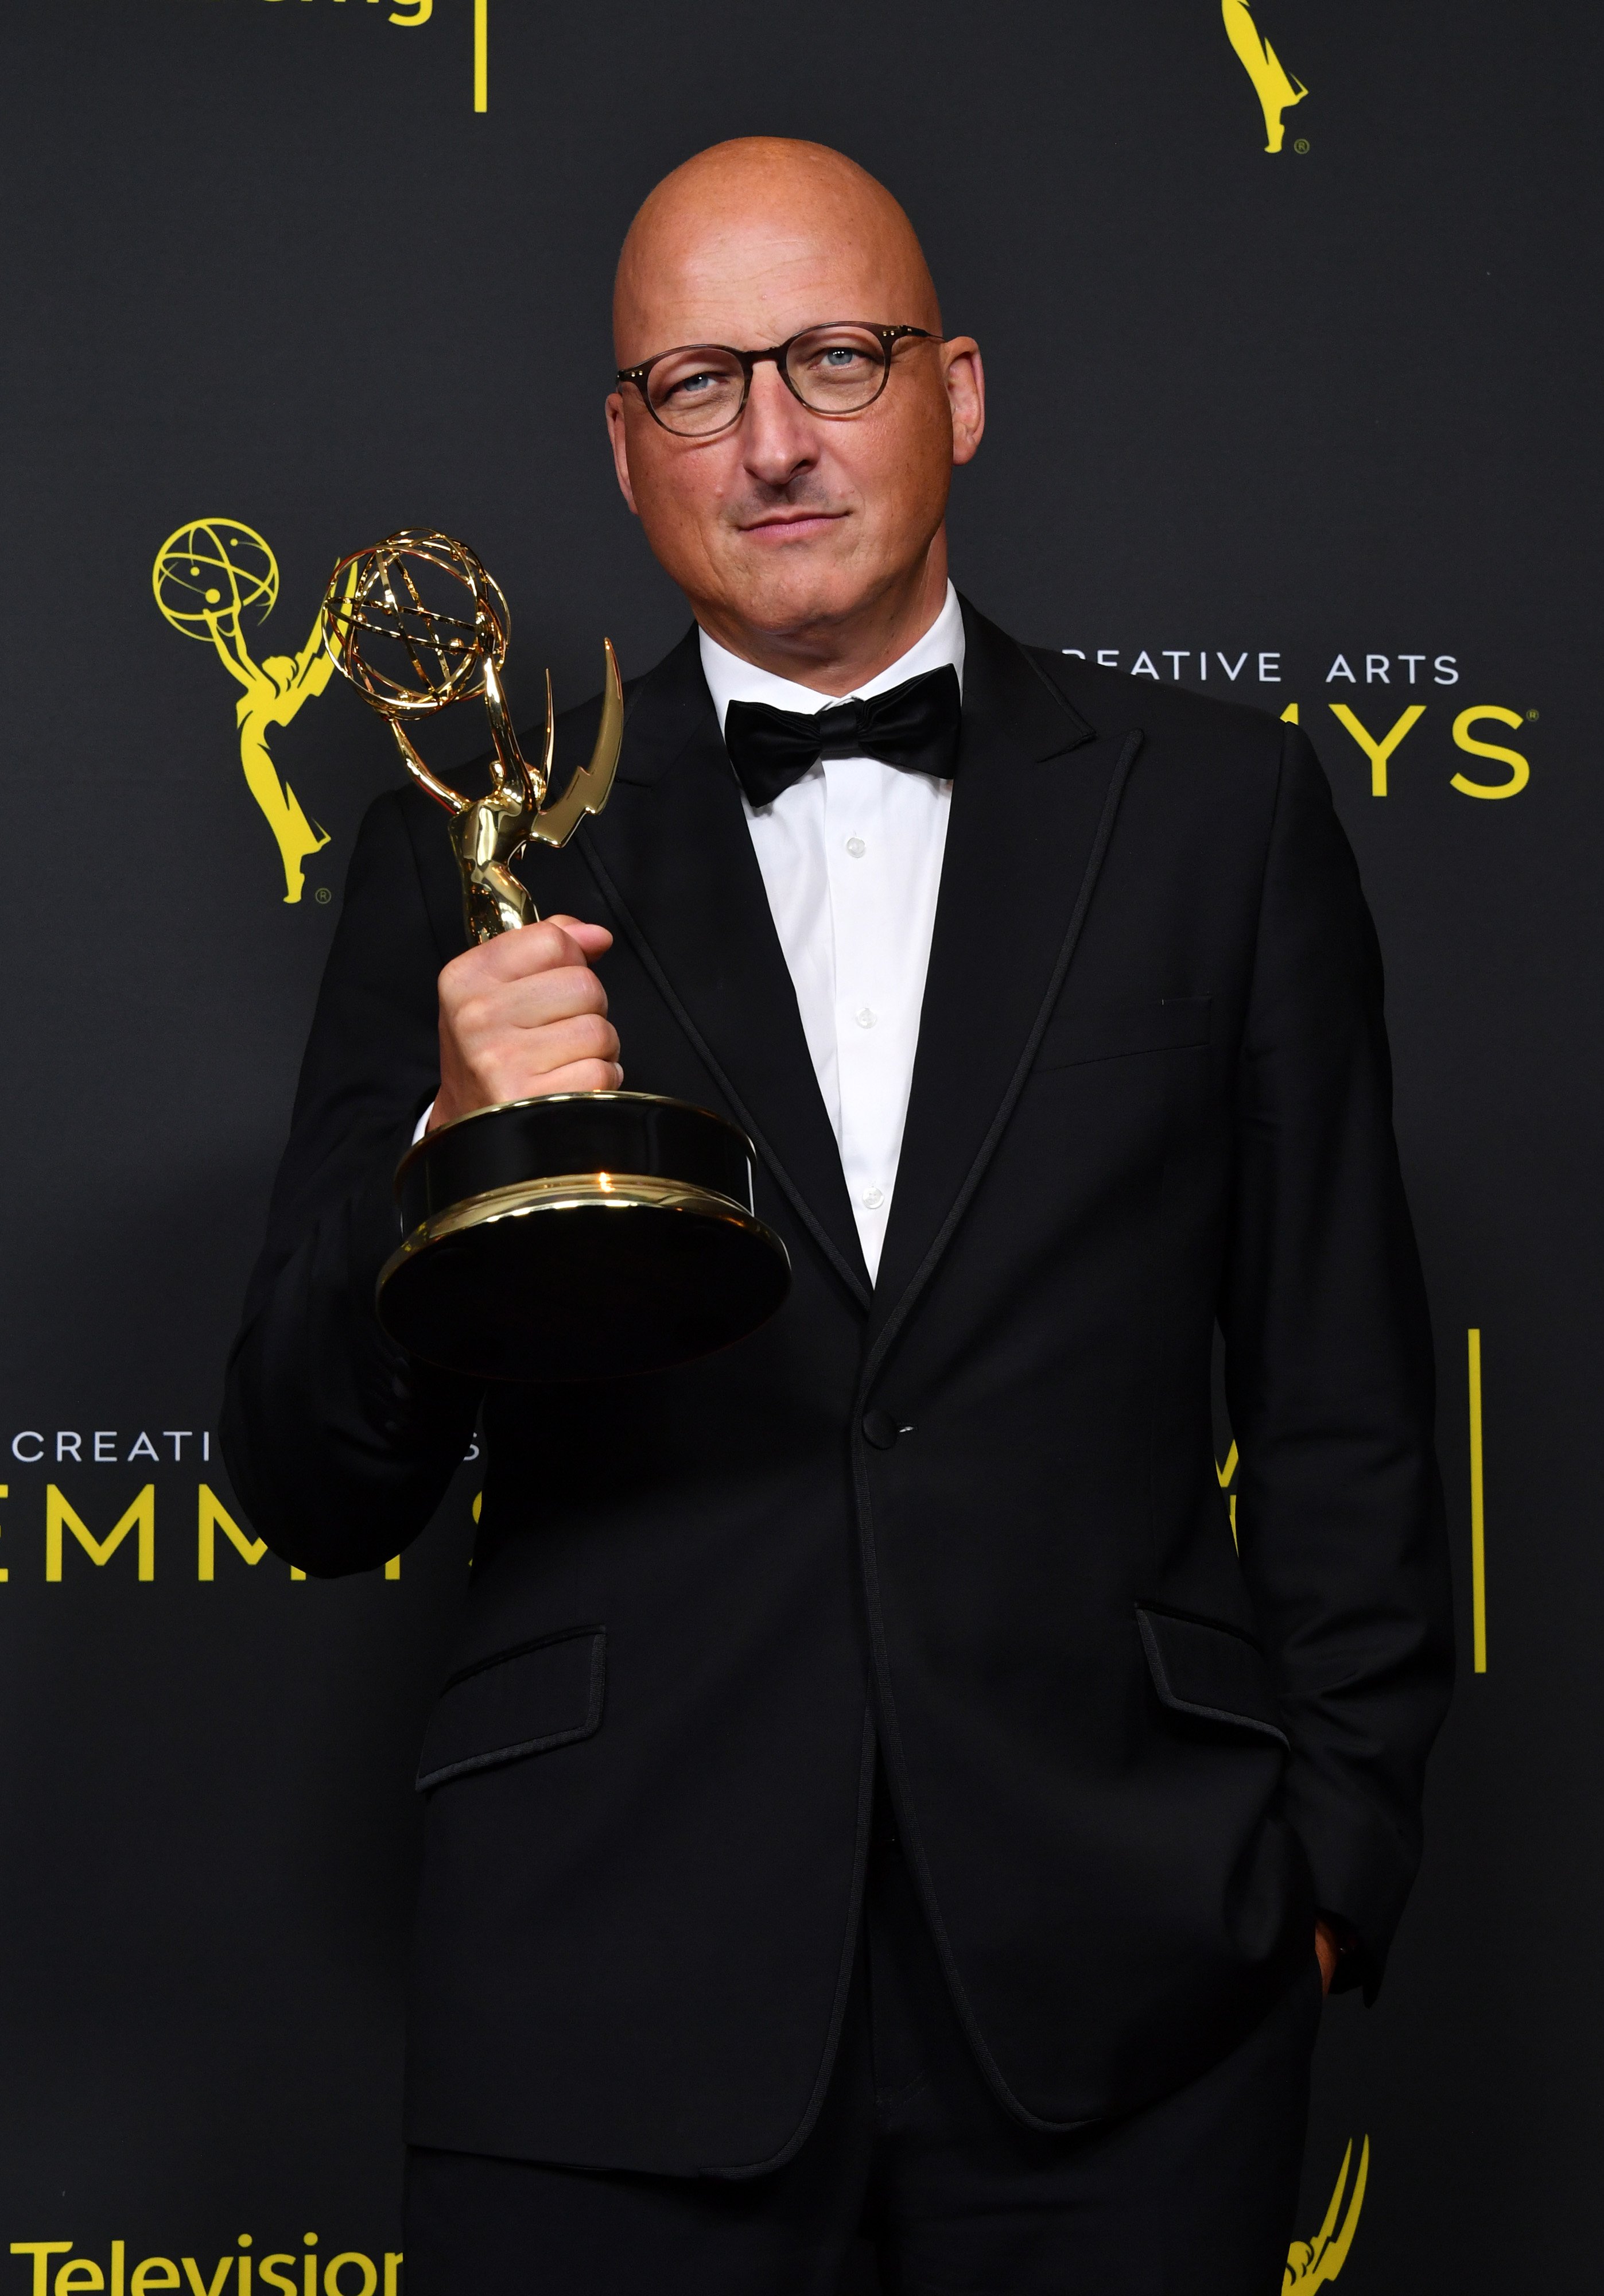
[[429, 915, 622, 1133], [1315, 1916, 1344, 1995]]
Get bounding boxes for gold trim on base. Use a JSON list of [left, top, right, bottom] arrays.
[[379, 1168, 772, 1293]]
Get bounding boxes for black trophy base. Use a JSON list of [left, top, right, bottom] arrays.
[[378, 1092, 791, 1382]]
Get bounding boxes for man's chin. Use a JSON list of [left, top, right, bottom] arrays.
[[712, 540, 876, 643]]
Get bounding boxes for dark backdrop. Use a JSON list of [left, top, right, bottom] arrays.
[[1, 2, 1595, 2286]]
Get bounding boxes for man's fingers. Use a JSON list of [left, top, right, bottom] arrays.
[[441, 917, 611, 990], [515, 1011, 620, 1075], [454, 965, 610, 1038], [529, 1058, 625, 1096], [449, 1009, 620, 1097]]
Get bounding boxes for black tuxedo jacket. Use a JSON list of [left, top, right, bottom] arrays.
[[223, 600, 1451, 2174]]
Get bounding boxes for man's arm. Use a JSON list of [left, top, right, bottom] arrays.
[[1220, 723, 1454, 1998], [222, 785, 626, 1577], [222, 790, 480, 1576]]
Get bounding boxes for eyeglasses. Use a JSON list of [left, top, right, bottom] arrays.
[[616, 322, 939, 438]]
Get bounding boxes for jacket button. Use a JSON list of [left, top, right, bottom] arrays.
[[861, 1409, 902, 1450]]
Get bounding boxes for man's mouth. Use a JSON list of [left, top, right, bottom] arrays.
[[737, 510, 848, 541]]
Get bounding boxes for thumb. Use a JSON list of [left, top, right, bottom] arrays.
[[541, 914, 614, 959]]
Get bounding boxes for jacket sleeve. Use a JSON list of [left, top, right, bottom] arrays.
[[1219, 722, 1454, 1997], [220, 788, 481, 1576]]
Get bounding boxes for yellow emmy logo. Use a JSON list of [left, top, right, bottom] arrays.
[[1285, 2137, 1369, 2292], [153, 518, 352, 905], [1222, 0, 1307, 152]]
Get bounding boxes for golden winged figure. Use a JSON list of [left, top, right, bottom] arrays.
[[320, 532, 624, 946], [153, 518, 353, 903], [1222, 0, 1308, 153], [1284, 2136, 1370, 2293]]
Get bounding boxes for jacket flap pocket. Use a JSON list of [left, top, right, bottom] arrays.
[[1036, 994, 1211, 1072], [416, 1626, 605, 1791], [1136, 1606, 1288, 1747]]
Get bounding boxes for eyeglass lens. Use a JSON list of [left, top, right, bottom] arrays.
[[646, 325, 891, 435]]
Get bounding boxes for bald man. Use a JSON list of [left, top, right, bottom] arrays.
[[224, 140, 1451, 2295]]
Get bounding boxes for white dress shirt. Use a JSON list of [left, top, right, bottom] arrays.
[[700, 582, 964, 1282]]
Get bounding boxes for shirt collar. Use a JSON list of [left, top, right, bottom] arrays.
[[697, 580, 965, 735]]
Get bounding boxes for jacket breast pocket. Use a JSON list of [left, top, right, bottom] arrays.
[[415, 1626, 606, 1791], [1033, 995, 1212, 1074], [1135, 1604, 1288, 1748]]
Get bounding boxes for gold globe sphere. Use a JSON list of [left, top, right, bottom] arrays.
[[153, 518, 278, 642], [321, 529, 510, 719]]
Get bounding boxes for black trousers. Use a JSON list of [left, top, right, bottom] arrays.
[[405, 1806, 1322, 2295]]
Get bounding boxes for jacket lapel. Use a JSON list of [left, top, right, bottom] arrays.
[[576, 629, 873, 1310], [865, 604, 1141, 1362]]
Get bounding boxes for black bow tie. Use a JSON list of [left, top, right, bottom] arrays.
[[723, 662, 962, 809]]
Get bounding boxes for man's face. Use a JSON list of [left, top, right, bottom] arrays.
[[606, 174, 982, 658]]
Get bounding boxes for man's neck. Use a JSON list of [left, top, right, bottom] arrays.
[[694, 544, 951, 699]]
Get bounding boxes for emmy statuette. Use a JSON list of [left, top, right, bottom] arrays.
[[322, 531, 790, 1382]]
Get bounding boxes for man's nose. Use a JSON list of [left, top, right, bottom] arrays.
[[739, 360, 821, 487]]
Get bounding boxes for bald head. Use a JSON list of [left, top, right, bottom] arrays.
[[613, 139, 940, 365]]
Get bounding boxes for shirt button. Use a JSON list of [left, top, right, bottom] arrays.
[[845, 836, 867, 858], [856, 1007, 877, 1029], [861, 1186, 885, 1211]]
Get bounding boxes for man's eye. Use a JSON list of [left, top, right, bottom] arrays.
[[665, 369, 720, 398], [797, 343, 878, 386]]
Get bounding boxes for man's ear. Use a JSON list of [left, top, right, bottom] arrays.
[[943, 340, 985, 467], [605, 393, 640, 515]]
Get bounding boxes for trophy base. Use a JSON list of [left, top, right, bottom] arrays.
[[379, 1092, 791, 1382]]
